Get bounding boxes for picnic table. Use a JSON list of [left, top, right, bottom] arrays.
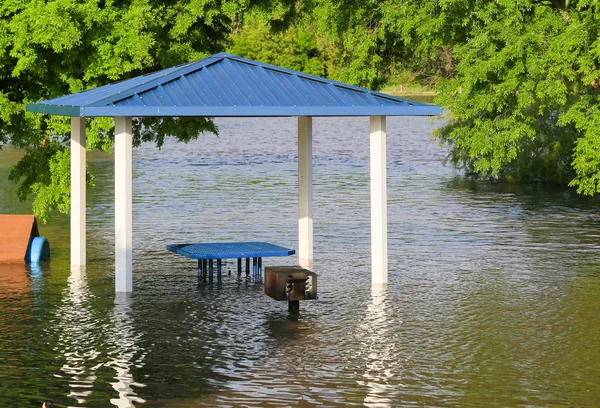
[[166, 241, 295, 280]]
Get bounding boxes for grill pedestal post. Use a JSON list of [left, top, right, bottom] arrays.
[[288, 300, 300, 313]]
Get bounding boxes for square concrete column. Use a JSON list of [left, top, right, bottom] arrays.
[[370, 116, 388, 285], [71, 117, 86, 265], [115, 117, 133, 292], [298, 116, 313, 269]]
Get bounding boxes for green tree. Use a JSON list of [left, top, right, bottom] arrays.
[[293, 0, 474, 89], [228, 15, 323, 77], [0, 0, 268, 221], [298, 0, 600, 194], [435, 0, 600, 191], [5, 0, 600, 221]]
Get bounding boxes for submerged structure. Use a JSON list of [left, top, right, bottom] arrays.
[[27, 52, 441, 292], [0, 215, 50, 264]]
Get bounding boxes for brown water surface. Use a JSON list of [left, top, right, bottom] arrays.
[[0, 117, 599, 407]]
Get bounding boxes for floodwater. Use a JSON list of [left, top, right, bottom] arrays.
[[1, 116, 599, 407]]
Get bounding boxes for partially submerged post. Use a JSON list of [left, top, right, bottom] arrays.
[[114, 116, 133, 292], [298, 116, 313, 270], [70, 117, 86, 266], [370, 116, 387, 284]]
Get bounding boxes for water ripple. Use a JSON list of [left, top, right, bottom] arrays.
[[1, 117, 600, 406]]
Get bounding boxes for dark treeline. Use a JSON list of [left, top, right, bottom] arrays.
[[1, 0, 599, 220]]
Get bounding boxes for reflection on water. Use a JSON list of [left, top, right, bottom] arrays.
[[1, 116, 600, 406], [359, 286, 396, 408], [53, 266, 101, 405], [108, 294, 146, 407], [50, 268, 146, 407]]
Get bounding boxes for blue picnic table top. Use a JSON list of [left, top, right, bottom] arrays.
[[166, 242, 295, 260]]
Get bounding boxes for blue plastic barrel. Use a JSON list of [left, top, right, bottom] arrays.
[[26, 236, 50, 263]]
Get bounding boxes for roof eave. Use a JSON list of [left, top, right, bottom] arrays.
[[27, 103, 82, 117], [26, 100, 443, 117], [74, 105, 443, 117]]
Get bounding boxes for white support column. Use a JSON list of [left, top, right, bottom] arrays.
[[115, 117, 133, 292], [71, 117, 86, 265], [370, 116, 388, 285], [298, 116, 313, 269]]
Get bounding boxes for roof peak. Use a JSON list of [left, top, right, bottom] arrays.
[[209, 52, 239, 58]]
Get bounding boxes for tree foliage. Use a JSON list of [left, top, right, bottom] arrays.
[[3, 0, 600, 222], [0, 0, 260, 221], [287, 0, 600, 194], [434, 1, 600, 192], [228, 15, 322, 77]]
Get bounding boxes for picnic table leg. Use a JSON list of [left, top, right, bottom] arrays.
[[245, 258, 250, 278], [252, 257, 257, 277], [258, 257, 262, 278], [197, 259, 203, 279], [203, 259, 208, 281], [217, 259, 222, 281], [209, 260, 214, 280], [237, 258, 242, 276]]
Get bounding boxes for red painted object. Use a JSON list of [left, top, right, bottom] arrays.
[[0, 215, 40, 264]]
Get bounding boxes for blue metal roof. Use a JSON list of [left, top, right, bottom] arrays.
[[27, 53, 442, 117]]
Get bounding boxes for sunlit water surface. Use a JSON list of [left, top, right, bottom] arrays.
[[1, 117, 599, 407]]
